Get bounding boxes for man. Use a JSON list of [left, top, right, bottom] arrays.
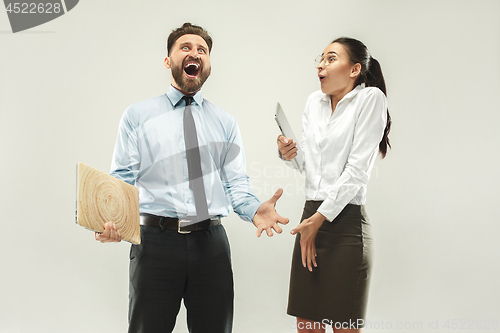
[[95, 23, 288, 333]]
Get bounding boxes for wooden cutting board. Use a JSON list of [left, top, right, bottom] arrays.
[[76, 162, 140, 244]]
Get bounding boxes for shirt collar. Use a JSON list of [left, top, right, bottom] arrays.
[[320, 84, 364, 104], [166, 85, 204, 107]]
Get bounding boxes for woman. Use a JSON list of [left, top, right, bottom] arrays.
[[277, 37, 391, 333]]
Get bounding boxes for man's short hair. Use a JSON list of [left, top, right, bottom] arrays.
[[167, 23, 213, 56]]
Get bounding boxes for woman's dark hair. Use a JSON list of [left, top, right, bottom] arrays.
[[332, 37, 391, 158], [167, 23, 213, 56]]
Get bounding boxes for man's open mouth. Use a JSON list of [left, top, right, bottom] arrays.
[[184, 61, 201, 78]]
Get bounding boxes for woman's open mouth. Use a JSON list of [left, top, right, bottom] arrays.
[[184, 61, 201, 78]]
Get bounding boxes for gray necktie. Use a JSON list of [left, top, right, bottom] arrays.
[[183, 96, 210, 227]]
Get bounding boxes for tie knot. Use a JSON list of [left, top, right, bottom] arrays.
[[182, 96, 194, 106]]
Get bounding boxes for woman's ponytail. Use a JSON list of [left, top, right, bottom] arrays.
[[366, 57, 391, 158], [332, 38, 392, 158]]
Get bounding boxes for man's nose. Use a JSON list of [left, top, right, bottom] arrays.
[[189, 49, 200, 59]]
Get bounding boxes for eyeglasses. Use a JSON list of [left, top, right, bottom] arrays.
[[314, 52, 337, 67]]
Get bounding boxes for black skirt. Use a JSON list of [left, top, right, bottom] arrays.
[[287, 201, 373, 326]]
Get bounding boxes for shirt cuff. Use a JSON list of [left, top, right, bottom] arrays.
[[317, 197, 342, 222], [240, 199, 262, 223]]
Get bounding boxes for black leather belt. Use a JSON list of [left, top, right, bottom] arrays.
[[140, 213, 221, 233]]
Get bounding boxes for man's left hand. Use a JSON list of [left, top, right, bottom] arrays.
[[253, 188, 289, 237]]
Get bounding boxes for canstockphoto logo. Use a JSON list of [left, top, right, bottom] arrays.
[[4, 0, 79, 33]]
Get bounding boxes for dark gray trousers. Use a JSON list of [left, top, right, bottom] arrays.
[[128, 224, 234, 333]]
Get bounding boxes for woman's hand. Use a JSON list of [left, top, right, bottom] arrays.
[[291, 212, 326, 272], [277, 135, 297, 160]]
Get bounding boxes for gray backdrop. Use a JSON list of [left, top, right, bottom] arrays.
[[1, 0, 499, 332]]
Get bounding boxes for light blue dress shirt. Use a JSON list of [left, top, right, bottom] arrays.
[[110, 85, 261, 222]]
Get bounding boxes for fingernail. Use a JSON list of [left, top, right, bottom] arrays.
[[284, 139, 288, 143]]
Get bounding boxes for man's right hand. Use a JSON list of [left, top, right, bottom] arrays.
[[277, 135, 297, 160], [95, 222, 121, 243]]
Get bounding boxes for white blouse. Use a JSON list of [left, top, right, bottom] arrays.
[[283, 85, 387, 222]]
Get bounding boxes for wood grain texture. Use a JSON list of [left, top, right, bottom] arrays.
[[77, 162, 140, 244]]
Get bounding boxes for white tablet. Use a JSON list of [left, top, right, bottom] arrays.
[[274, 103, 304, 173]]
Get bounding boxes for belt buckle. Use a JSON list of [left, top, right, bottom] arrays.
[[178, 219, 192, 234]]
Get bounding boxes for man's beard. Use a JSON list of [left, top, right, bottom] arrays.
[[171, 57, 211, 94]]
